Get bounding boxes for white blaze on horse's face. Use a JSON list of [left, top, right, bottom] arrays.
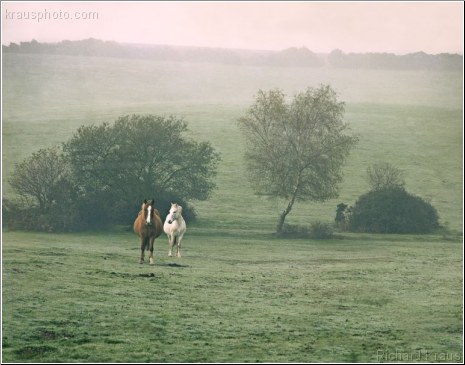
[[146, 205, 152, 225]]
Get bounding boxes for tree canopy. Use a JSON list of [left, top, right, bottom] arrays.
[[63, 114, 220, 224], [67, 116, 217, 195]]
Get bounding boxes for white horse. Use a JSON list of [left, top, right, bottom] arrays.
[[163, 203, 187, 257]]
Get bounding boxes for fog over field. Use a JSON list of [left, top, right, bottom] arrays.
[[2, 39, 463, 231]]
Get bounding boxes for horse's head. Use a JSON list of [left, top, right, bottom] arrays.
[[143, 199, 156, 226], [167, 203, 183, 224]]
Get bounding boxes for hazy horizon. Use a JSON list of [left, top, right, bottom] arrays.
[[1, 1, 463, 55], [4, 37, 465, 57]]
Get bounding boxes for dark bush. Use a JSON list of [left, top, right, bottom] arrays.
[[349, 187, 439, 233], [3, 193, 197, 233], [335, 203, 352, 231], [3, 199, 86, 232]]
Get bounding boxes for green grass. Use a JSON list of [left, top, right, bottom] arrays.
[[1, 230, 462, 362]]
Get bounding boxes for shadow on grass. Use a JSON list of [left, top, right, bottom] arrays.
[[157, 262, 190, 268], [88, 263, 189, 280]]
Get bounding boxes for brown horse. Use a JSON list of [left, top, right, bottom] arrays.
[[133, 199, 163, 265]]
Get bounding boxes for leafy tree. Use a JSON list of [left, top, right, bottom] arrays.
[[366, 162, 405, 191], [63, 114, 220, 223], [238, 85, 358, 234], [8, 146, 71, 213]]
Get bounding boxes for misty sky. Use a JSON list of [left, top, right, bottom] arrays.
[[1, 1, 463, 54]]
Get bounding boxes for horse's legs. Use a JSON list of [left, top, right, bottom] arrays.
[[149, 236, 155, 265], [176, 234, 183, 258], [168, 234, 174, 257], [139, 236, 146, 264]]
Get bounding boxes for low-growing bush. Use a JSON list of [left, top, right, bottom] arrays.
[[3, 199, 83, 232], [278, 221, 333, 239], [349, 187, 439, 233], [279, 224, 310, 238], [3, 196, 197, 233], [310, 221, 334, 239]]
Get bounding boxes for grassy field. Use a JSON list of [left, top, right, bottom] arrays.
[[2, 52, 464, 362], [1, 230, 463, 363]]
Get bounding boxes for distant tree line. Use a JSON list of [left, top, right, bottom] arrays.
[[3, 115, 220, 232], [3, 38, 462, 70], [327, 48, 462, 71]]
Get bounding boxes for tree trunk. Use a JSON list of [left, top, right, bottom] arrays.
[[276, 194, 297, 235], [276, 173, 302, 235]]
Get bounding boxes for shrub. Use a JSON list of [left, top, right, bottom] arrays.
[[310, 221, 334, 239], [349, 187, 439, 233], [3, 194, 197, 232], [3, 198, 86, 232], [278, 221, 333, 239], [335, 203, 352, 231], [279, 224, 310, 238]]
